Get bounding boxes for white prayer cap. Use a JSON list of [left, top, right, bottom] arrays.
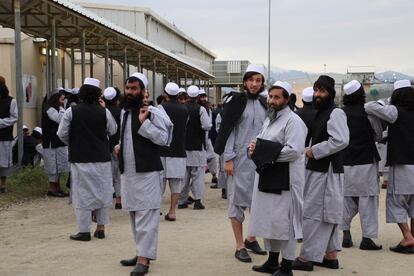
[[164, 82, 180, 96], [187, 85, 200, 98], [343, 80, 362, 95], [199, 89, 207, 96], [272, 81, 293, 95], [394, 79, 412, 90], [103, 87, 117, 100], [83, 77, 100, 88], [71, 88, 80, 95], [178, 87, 186, 93], [302, 87, 314, 102], [33, 127, 42, 135], [23, 125, 28, 130], [245, 64, 266, 80], [259, 90, 268, 97], [131, 72, 148, 89]]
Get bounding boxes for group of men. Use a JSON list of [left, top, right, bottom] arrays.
[[1, 63, 414, 276]]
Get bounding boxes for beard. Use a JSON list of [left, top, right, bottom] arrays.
[[125, 93, 143, 110], [266, 104, 285, 120], [247, 90, 259, 99], [313, 96, 333, 110]]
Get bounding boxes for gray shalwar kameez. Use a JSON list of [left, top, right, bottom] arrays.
[[215, 113, 227, 189], [120, 107, 171, 260], [224, 97, 266, 222], [43, 107, 69, 182], [364, 102, 414, 223], [300, 109, 349, 263], [248, 107, 306, 260], [0, 98, 17, 176], [342, 115, 383, 239], [57, 107, 117, 232]]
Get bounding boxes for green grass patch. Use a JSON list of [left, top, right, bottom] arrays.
[[0, 166, 68, 209]]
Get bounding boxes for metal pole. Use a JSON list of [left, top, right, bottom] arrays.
[[166, 63, 169, 82], [267, 0, 271, 83], [185, 71, 188, 89], [51, 16, 57, 90], [13, 0, 23, 165], [123, 47, 128, 84], [45, 41, 50, 96], [105, 40, 109, 87], [176, 67, 179, 85], [110, 58, 114, 86], [70, 48, 75, 88], [137, 51, 142, 72], [81, 30, 85, 82], [61, 48, 65, 88], [152, 59, 156, 103], [89, 51, 93, 78]]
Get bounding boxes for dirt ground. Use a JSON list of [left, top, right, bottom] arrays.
[[0, 180, 412, 276]]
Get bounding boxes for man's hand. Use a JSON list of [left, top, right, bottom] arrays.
[[99, 98, 106, 108], [306, 147, 314, 159], [138, 106, 149, 123], [224, 160, 234, 176], [248, 139, 257, 157], [113, 144, 120, 157]]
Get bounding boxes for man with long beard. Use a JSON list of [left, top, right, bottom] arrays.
[[214, 64, 267, 262], [57, 78, 117, 241], [248, 81, 306, 276], [292, 75, 349, 271], [118, 74, 172, 276], [364, 80, 414, 254]]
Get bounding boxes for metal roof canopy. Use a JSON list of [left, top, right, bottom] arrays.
[[0, 0, 214, 82]]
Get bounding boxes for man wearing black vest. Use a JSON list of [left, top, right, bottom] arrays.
[[57, 78, 117, 241], [340, 80, 383, 251], [118, 74, 172, 276], [295, 87, 316, 147], [159, 82, 188, 221], [178, 85, 212, 210], [293, 75, 349, 271], [0, 81, 18, 193], [365, 79, 414, 254], [214, 64, 268, 262], [103, 87, 122, 209]]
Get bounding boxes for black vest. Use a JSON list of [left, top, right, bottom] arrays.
[[41, 106, 66, 148], [160, 100, 188, 157], [0, 96, 14, 141], [69, 103, 110, 163], [295, 102, 316, 146], [306, 106, 344, 173], [119, 110, 163, 173], [386, 107, 414, 166], [21, 135, 39, 166], [107, 105, 122, 152], [186, 102, 205, 151], [342, 105, 380, 166]]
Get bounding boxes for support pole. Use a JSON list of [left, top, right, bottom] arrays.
[[110, 58, 114, 86], [152, 59, 156, 102], [45, 41, 50, 96], [70, 48, 75, 88], [51, 16, 57, 90], [61, 48, 65, 88], [89, 51, 93, 78], [104, 40, 109, 88], [80, 30, 86, 82], [137, 51, 142, 72], [185, 71, 188, 89], [123, 47, 128, 84]]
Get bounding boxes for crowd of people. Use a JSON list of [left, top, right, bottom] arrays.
[[0, 64, 414, 276]]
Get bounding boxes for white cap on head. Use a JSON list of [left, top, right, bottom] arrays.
[[245, 64, 266, 80], [84, 77, 100, 88], [178, 87, 186, 93], [33, 127, 42, 135], [302, 87, 314, 102], [260, 90, 269, 97], [131, 73, 148, 89], [199, 89, 207, 95], [103, 87, 117, 101], [187, 85, 199, 98], [71, 88, 80, 95], [344, 80, 362, 95], [272, 81, 293, 95], [164, 82, 180, 96], [394, 79, 412, 90], [23, 125, 28, 130]]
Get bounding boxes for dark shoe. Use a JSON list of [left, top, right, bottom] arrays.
[[221, 188, 227, 199], [211, 176, 218, 183], [292, 257, 313, 271], [91, 211, 97, 223], [177, 203, 188, 209], [235, 248, 252, 263], [342, 230, 353, 248], [70, 232, 91, 241], [115, 203, 122, 209], [113, 193, 117, 198], [187, 196, 195, 203], [57, 190, 69, 197], [313, 258, 339, 269], [121, 256, 138, 266], [130, 263, 149, 276], [245, 239, 267, 255], [272, 270, 293, 276], [47, 191, 65, 198], [94, 230, 105, 239], [381, 182, 388, 189], [193, 200, 205, 210], [0, 187, 7, 193], [252, 262, 279, 274], [210, 184, 218, 189], [360, 238, 382, 250], [390, 243, 414, 254], [164, 214, 176, 221]]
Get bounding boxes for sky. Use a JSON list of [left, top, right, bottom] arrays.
[[81, 0, 414, 75]]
